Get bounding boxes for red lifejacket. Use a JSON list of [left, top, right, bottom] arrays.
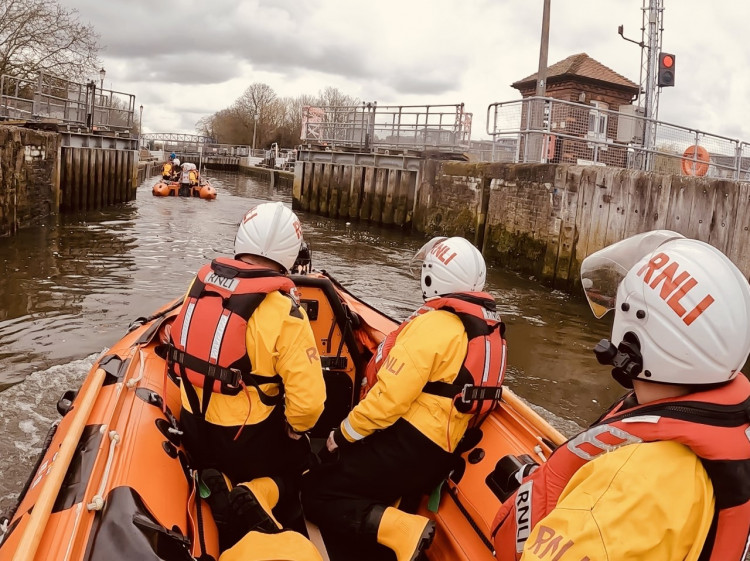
[[362, 292, 507, 415], [491, 375, 750, 561], [169, 257, 296, 416]]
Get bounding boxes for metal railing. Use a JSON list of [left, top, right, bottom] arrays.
[[0, 72, 136, 131], [486, 97, 750, 180], [141, 133, 217, 145], [301, 102, 472, 152]]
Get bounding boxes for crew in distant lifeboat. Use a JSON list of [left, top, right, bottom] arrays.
[[303, 236, 507, 561], [168, 202, 325, 550], [177, 162, 197, 195], [491, 230, 750, 561], [171, 158, 181, 182]]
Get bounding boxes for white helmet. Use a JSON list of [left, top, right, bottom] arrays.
[[581, 230, 750, 387], [413, 236, 486, 300], [173, 158, 180, 166], [234, 202, 303, 271]]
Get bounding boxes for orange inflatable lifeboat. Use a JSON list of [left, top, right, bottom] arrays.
[[0, 271, 564, 561], [152, 180, 217, 200]]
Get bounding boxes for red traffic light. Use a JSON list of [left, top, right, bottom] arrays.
[[658, 53, 676, 87]]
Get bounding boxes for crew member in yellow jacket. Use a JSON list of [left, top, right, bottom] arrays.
[[491, 230, 750, 561], [303, 236, 507, 561], [169, 202, 325, 544]]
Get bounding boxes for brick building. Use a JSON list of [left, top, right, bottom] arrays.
[[512, 53, 640, 166]]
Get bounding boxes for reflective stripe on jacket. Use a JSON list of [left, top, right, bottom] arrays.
[[338, 292, 505, 451], [492, 375, 750, 561], [172, 258, 325, 431]]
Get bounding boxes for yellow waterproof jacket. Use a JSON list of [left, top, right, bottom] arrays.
[[520, 441, 714, 561], [338, 310, 473, 451], [180, 290, 325, 432]]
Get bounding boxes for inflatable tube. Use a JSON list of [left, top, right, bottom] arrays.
[[681, 145, 710, 176], [152, 181, 216, 199], [199, 184, 217, 200], [152, 181, 175, 196]]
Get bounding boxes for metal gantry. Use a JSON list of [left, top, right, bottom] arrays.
[[0, 72, 136, 130], [300, 102, 471, 154]]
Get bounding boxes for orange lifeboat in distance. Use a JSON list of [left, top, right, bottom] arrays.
[[152, 180, 217, 200]]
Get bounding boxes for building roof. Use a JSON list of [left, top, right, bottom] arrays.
[[512, 53, 639, 92]]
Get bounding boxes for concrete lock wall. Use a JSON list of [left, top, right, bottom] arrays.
[[414, 162, 750, 290], [0, 126, 61, 237]]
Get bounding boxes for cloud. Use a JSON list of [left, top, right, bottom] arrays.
[[56, 0, 750, 143]]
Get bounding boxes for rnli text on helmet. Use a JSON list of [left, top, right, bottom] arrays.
[[430, 242, 457, 265], [242, 208, 302, 240], [637, 252, 715, 326]]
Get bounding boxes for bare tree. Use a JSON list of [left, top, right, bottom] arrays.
[[316, 86, 359, 108], [196, 83, 359, 148], [0, 0, 100, 81]]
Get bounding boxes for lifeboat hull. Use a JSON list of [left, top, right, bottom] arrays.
[[152, 181, 216, 199], [0, 272, 564, 561]]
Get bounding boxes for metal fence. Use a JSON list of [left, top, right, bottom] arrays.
[[301, 102, 472, 153], [0, 72, 136, 131], [485, 97, 750, 181]]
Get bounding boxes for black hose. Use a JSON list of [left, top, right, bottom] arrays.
[[128, 298, 182, 332]]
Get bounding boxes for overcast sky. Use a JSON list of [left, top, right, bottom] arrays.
[[58, 0, 750, 142]]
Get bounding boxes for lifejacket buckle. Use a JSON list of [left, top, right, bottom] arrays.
[[227, 368, 242, 389], [460, 384, 474, 404]]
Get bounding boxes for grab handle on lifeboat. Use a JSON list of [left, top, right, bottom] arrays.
[[11, 367, 106, 561]]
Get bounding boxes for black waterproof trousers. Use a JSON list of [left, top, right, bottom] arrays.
[[181, 404, 311, 533], [302, 419, 456, 561]]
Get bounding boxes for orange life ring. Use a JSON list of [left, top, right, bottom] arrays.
[[681, 145, 710, 176]]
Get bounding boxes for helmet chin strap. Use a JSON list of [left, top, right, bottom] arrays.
[[593, 333, 643, 389]]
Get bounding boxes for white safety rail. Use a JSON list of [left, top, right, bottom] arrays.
[[486, 97, 750, 180], [301, 102, 472, 153], [0, 72, 136, 131]]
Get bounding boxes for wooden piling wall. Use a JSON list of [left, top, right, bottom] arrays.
[[295, 161, 419, 228], [59, 147, 138, 212]]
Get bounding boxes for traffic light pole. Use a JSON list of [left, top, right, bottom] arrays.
[[641, 0, 664, 170]]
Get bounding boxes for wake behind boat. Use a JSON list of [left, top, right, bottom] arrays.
[[0, 270, 564, 561]]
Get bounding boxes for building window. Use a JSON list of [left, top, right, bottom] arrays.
[[588, 101, 608, 136]]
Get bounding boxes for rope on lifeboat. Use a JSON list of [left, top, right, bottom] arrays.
[[86, 430, 121, 511]]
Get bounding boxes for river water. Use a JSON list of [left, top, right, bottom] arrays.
[[0, 171, 622, 512]]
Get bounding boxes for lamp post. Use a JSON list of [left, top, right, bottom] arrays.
[[139, 104, 144, 148], [99, 67, 106, 91], [252, 113, 259, 152], [86, 80, 95, 128]]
